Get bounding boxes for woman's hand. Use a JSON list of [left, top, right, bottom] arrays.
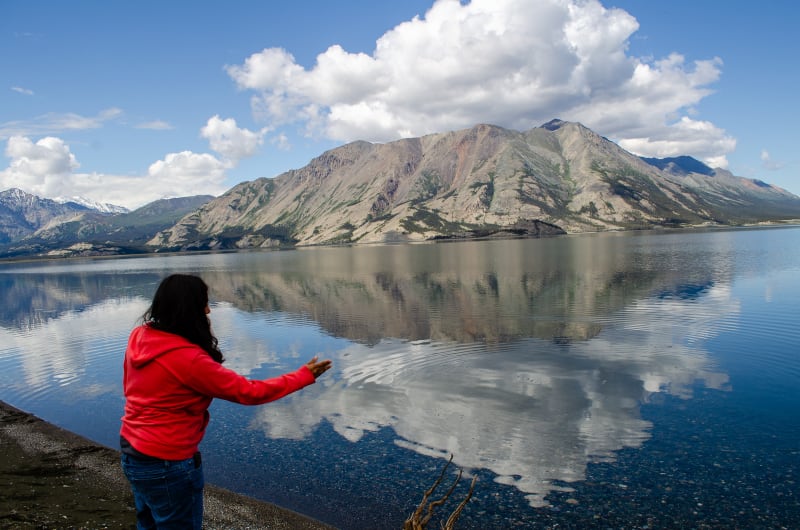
[[305, 356, 332, 379]]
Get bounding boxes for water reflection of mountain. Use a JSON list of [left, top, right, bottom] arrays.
[[195, 238, 734, 508], [251, 283, 732, 508], [0, 236, 738, 512], [0, 271, 161, 330], [202, 237, 723, 345], [1, 236, 727, 345]]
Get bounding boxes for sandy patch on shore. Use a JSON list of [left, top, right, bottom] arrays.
[[0, 400, 336, 529]]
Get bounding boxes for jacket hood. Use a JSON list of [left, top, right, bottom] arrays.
[[127, 324, 197, 368]]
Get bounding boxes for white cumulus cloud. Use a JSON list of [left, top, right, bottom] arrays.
[[618, 117, 736, 169], [1, 136, 79, 197], [147, 151, 228, 191], [200, 115, 266, 162], [227, 0, 734, 167], [1, 136, 228, 209]]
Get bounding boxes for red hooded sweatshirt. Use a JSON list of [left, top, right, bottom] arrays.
[[120, 324, 316, 460]]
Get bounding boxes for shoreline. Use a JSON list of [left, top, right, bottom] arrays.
[[0, 400, 336, 529]]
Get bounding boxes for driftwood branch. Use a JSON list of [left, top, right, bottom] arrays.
[[444, 475, 478, 528], [403, 454, 478, 530]]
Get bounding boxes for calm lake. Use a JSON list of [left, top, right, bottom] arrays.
[[1, 227, 798, 529]]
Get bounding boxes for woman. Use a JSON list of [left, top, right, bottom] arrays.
[[120, 274, 331, 529]]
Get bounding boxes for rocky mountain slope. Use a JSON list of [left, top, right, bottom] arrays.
[[3, 120, 799, 259], [0, 188, 94, 244], [149, 120, 800, 251], [0, 192, 213, 258]]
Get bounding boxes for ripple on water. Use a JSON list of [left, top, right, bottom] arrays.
[[721, 308, 800, 396]]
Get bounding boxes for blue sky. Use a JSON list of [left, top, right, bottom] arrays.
[[2, 0, 798, 209]]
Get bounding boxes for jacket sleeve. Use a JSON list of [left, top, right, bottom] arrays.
[[169, 349, 317, 405]]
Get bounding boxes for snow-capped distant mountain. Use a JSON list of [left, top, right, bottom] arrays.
[[0, 188, 92, 244], [54, 196, 129, 214], [0, 188, 213, 255]]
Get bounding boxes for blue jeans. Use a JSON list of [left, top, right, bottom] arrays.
[[121, 453, 204, 529]]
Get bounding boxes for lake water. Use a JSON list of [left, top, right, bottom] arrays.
[[1, 227, 798, 529]]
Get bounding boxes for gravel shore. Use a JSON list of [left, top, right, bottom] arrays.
[[0, 400, 336, 529]]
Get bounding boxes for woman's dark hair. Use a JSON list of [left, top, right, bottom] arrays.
[[143, 274, 224, 363]]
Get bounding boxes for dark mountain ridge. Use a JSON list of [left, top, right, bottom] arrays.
[[0, 188, 93, 245], [0, 192, 213, 258], [641, 155, 716, 177]]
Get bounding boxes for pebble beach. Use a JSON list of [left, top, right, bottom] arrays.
[[0, 400, 336, 529]]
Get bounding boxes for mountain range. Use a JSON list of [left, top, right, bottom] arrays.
[[2, 120, 799, 258], [0, 191, 213, 258]]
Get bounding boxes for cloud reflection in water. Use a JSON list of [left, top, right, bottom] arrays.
[[251, 284, 732, 507], [0, 236, 739, 509]]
